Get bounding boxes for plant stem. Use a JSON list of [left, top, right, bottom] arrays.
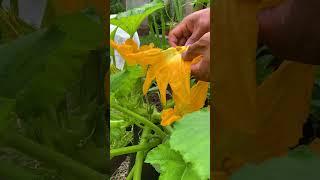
[[112, 103, 167, 139], [110, 139, 161, 158], [164, 125, 174, 134], [173, 0, 182, 21], [133, 127, 151, 180], [152, 15, 160, 47], [164, 99, 175, 109], [126, 165, 135, 180], [110, 120, 127, 128], [151, 111, 161, 122], [1, 132, 107, 180], [160, 10, 166, 49], [177, 0, 183, 19], [148, 15, 155, 37]]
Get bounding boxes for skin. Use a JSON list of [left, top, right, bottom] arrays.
[[168, 8, 210, 81], [168, 0, 320, 82]]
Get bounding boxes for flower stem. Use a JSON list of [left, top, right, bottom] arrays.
[[110, 139, 161, 158], [126, 165, 135, 180], [164, 125, 174, 134], [112, 103, 167, 139], [133, 127, 151, 180]]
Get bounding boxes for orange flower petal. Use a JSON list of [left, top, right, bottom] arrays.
[[110, 39, 209, 126], [161, 108, 181, 126], [188, 81, 209, 112]]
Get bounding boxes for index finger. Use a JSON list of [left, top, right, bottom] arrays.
[[168, 21, 189, 47]]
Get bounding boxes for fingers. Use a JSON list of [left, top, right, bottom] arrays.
[[169, 8, 210, 47], [183, 32, 210, 82], [170, 23, 206, 47], [191, 61, 210, 82], [168, 13, 196, 46], [168, 21, 189, 47], [168, 33, 178, 47], [185, 27, 207, 46], [182, 40, 206, 61]]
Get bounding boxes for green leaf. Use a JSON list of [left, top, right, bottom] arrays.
[[145, 142, 201, 180], [110, 65, 143, 98], [110, 126, 133, 149], [0, 12, 107, 172], [6, 13, 104, 117], [231, 146, 320, 180], [110, 0, 164, 37], [110, 27, 118, 57], [169, 110, 210, 179], [0, 97, 15, 136]]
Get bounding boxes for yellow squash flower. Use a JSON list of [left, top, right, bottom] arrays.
[[110, 39, 209, 126]]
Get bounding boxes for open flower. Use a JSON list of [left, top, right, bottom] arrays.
[[110, 39, 209, 126]]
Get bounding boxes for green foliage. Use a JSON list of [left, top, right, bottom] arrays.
[[110, 66, 146, 152], [110, 2, 210, 179], [145, 142, 201, 180], [192, 0, 211, 6], [110, 0, 125, 14], [169, 110, 210, 179], [144, 111, 210, 180], [110, 124, 133, 149], [110, 0, 164, 37], [140, 33, 163, 48], [173, 0, 183, 22], [0, 97, 15, 136], [231, 146, 320, 180], [110, 65, 144, 99], [0, 12, 107, 179]]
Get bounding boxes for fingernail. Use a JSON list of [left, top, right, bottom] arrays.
[[185, 42, 191, 46]]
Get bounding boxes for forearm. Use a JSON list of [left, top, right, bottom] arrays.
[[258, 0, 320, 64]]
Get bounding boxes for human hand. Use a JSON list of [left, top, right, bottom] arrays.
[[182, 32, 210, 82], [168, 8, 210, 47]]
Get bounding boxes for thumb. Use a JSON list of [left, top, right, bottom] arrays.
[[191, 62, 201, 77], [182, 42, 204, 61]]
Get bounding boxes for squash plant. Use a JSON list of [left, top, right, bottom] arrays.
[[0, 2, 108, 179], [109, 1, 210, 179]]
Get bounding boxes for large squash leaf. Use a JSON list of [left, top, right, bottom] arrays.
[[145, 142, 201, 180], [110, 0, 164, 37], [169, 110, 210, 179]]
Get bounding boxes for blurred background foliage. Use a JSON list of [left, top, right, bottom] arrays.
[[0, 0, 108, 179]]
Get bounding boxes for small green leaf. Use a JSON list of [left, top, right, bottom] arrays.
[[145, 142, 201, 180], [169, 110, 210, 179], [110, 0, 164, 37], [110, 65, 143, 98], [110, 126, 133, 149]]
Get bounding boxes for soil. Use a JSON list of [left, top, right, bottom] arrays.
[[110, 156, 130, 180]]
